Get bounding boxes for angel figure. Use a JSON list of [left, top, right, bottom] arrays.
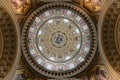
[[10, 0, 30, 14], [94, 67, 109, 80]]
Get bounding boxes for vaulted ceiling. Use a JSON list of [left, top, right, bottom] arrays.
[[0, 0, 120, 80]]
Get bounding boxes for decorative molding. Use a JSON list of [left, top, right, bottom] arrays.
[[0, 28, 3, 60], [99, 0, 120, 79], [0, 5, 16, 78], [40, 0, 72, 2], [115, 15, 120, 54], [101, 0, 120, 73], [0, 0, 20, 80]]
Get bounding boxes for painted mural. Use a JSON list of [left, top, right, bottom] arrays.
[[10, 0, 31, 14]]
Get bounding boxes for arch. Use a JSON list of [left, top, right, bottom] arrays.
[[0, 0, 20, 80], [99, 0, 120, 79]]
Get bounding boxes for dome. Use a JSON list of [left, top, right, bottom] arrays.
[[21, 2, 97, 78]]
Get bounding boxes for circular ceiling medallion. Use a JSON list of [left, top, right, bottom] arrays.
[[21, 2, 97, 78], [36, 17, 83, 63]]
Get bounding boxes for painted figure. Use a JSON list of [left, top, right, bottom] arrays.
[[10, 0, 30, 14], [86, 0, 102, 10], [15, 70, 32, 80], [95, 67, 109, 80]]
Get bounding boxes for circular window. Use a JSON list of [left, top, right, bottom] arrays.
[[21, 2, 97, 78]]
